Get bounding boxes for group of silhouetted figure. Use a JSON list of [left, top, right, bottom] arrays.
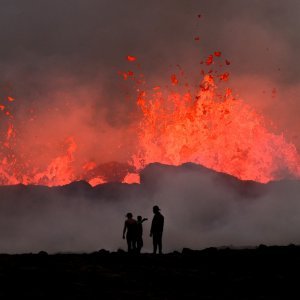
[[123, 205, 164, 254]]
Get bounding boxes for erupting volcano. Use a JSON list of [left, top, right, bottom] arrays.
[[1, 51, 300, 186]]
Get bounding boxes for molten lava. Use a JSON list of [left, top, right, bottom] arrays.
[[1, 51, 300, 186], [130, 67, 300, 183]]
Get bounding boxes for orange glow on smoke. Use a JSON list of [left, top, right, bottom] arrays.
[[32, 136, 77, 186]]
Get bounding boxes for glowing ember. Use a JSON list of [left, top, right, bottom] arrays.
[[206, 55, 214, 65], [126, 55, 137, 62], [171, 74, 179, 85], [219, 72, 230, 81]]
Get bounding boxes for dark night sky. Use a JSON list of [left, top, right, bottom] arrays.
[[1, 1, 299, 82]]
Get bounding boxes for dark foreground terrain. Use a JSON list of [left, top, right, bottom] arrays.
[[0, 245, 299, 299]]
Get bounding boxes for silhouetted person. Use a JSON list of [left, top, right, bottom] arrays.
[[136, 215, 148, 254], [123, 213, 138, 253], [150, 205, 164, 254]]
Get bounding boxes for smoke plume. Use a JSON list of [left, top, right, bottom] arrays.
[[0, 164, 299, 253]]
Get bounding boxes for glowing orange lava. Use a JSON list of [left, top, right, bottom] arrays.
[[0, 51, 300, 186], [131, 71, 300, 183]]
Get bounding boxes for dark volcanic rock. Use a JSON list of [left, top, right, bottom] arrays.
[[140, 162, 269, 198], [0, 162, 298, 202], [0, 246, 299, 299]]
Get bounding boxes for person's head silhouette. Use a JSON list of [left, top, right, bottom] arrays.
[[153, 205, 160, 214], [126, 212, 133, 219]]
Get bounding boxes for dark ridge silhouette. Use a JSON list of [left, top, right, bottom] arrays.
[[140, 162, 269, 198], [0, 163, 297, 200], [0, 162, 299, 206], [92, 181, 141, 201]]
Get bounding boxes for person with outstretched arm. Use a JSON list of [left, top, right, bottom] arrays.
[[136, 215, 148, 254]]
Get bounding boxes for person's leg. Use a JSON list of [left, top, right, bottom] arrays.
[[153, 235, 158, 254], [137, 237, 142, 253], [140, 237, 144, 250], [158, 232, 163, 254], [132, 238, 137, 253], [126, 236, 131, 252]]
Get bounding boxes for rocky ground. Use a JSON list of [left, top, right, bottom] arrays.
[[0, 245, 299, 299]]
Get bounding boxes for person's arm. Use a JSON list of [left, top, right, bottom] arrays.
[[142, 218, 148, 223], [123, 221, 127, 239]]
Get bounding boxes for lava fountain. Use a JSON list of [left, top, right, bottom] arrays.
[[129, 55, 300, 183], [0, 52, 300, 186]]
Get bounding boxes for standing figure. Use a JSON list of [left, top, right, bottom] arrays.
[[150, 205, 164, 254], [123, 213, 138, 253], [136, 216, 148, 254]]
